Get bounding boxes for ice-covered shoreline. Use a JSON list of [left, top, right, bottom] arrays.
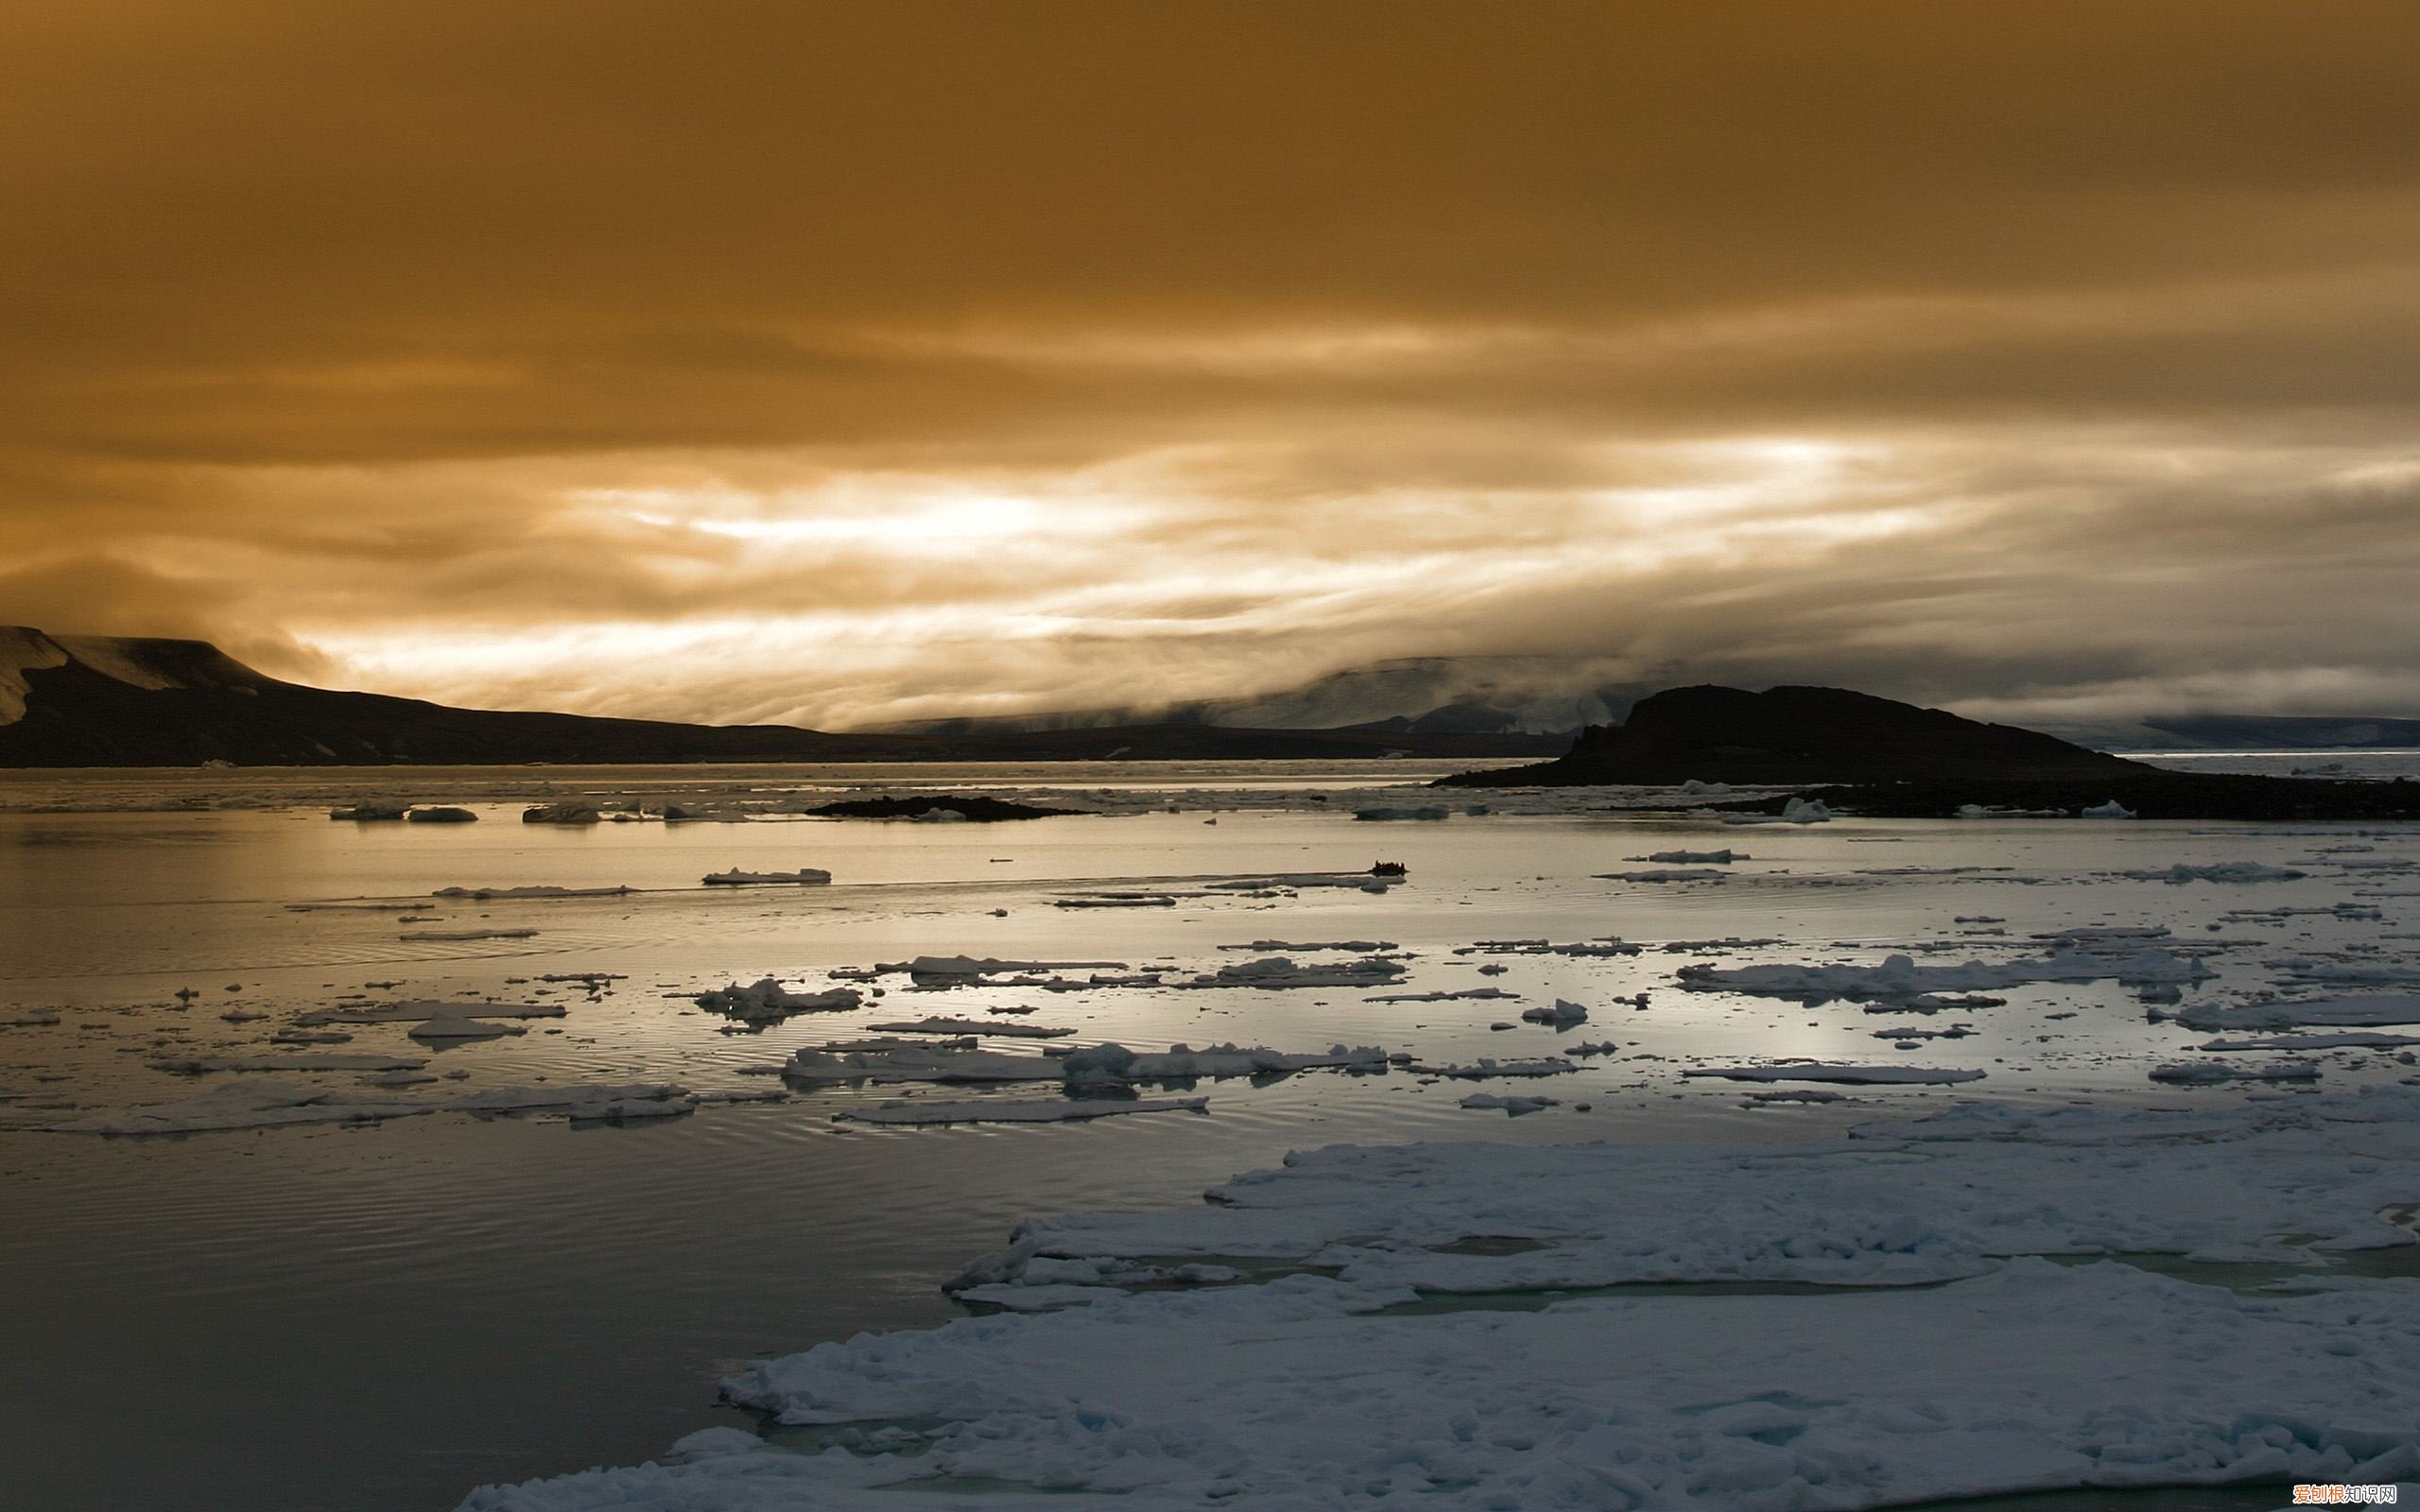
[[462, 1091, 2420, 1511]]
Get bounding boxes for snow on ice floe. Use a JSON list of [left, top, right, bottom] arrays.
[[864, 1016, 1074, 1039], [695, 980, 864, 1022], [1683, 1062, 1986, 1086], [48, 1081, 693, 1134], [1458, 1092, 1559, 1115], [701, 868, 832, 886], [873, 954, 1126, 983], [1597, 868, 1729, 883], [1184, 956, 1407, 989], [1679, 948, 2212, 1002], [1408, 1057, 1576, 1078], [1220, 939, 1397, 954], [837, 1096, 1208, 1126], [466, 1090, 2420, 1512], [2174, 995, 2420, 1032], [407, 1014, 527, 1041], [149, 1054, 429, 1073], [2148, 1061, 2322, 1086], [291, 1000, 566, 1027], [2120, 862, 2309, 884], [2197, 1031, 2420, 1052], [1518, 999, 1589, 1029], [1721, 796, 1834, 825], [429, 885, 631, 899], [788, 1040, 1391, 1087]]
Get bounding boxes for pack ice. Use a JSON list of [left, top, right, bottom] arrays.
[[462, 1090, 2420, 1511]]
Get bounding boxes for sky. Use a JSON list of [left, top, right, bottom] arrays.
[[6, 0, 2419, 730]]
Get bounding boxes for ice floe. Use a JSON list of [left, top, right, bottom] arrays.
[[1459, 1092, 1559, 1114], [863, 1017, 1074, 1039], [1679, 948, 2212, 1002], [2173, 995, 2420, 1032], [695, 980, 864, 1022], [150, 1054, 429, 1073], [2121, 862, 2309, 884], [1682, 1062, 1986, 1086], [1597, 868, 1729, 883], [2148, 1061, 2322, 1085], [701, 868, 832, 886], [1184, 956, 1407, 989], [837, 1096, 1207, 1126], [470, 1089, 2420, 1511]]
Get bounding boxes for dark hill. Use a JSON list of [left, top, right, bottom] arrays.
[[1441, 684, 2142, 787], [0, 628, 1564, 767]]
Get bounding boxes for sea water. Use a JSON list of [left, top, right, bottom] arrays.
[[3, 756, 2415, 1511]]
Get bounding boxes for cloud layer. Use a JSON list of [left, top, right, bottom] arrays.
[[7, 2, 2419, 727]]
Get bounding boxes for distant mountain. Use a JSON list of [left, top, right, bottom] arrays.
[[881, 656, 1643, 737], [2041, 713, 2420, 752], [1442, 684, 2141, 787], [0, 628, 1564, 767]]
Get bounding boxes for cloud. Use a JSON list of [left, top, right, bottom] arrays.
[[4, 2, 2418, 726]]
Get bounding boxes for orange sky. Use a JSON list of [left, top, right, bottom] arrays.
[[6, 1, 2418, 728]]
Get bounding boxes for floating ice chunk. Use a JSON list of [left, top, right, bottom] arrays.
[[1365, 987, 1518, 1003], [838, 1097, 1206, 1125], [1519, 999, 1588, 1029], [908, 806, 970, 823], [1683, 1062, 1986, 1085], [1222, 939, 1398, 954], [293, 1000, 565, 1026], [2196, 1031, 2420, 1051], [1185, 956, 1408, 989], [2149, 1061, 2322, 1085], [1564, 1040, 1621, 1057], [407, 1014, 527, 1041], [430, 885, 631, 900], [1409, 1057, 1576, 1078], [405, 806, 477, 824], [875, 954, 1125, 980], [864, 1017, 1074, 1039], [1062, 1042, 1391, 1084], [2081, 799, 2137, 818], [1681, 948, 2209, 1002], [149, 1054, 430, 1073], [1203, 873, 1400, 894], [1052, 893, 1176, 908], [2175, 995, 2420, 1032], [1678, 779, 1730, 794], [1460, 1092, 1559, 1115], [785, 1045, 1062, 1083], [402, 928, 539, 941], [1723, 796, 1834, 826], [2031, 925, 2172, 942], [328, 801, 409, 821], [269, 1027, 354, 1043], [1640, 849, 1740, 863], [449, 1084, 694, 1119], [695, 980, 864, 1022], [1352, 805, 1451, 821], [1597, 868, 1729, 883], [701, 868, 832, 886], [1956, 803, 2069, 818], [2, 1008, 61, 1027], [2122, 862, 2308, 884]]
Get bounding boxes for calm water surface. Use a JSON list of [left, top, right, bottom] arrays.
[[3, 759, 2415, 1510]]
